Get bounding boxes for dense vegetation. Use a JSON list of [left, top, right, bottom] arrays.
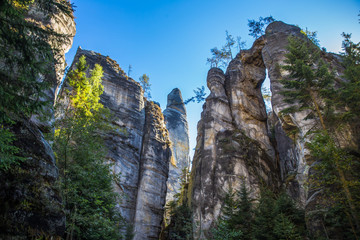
[[211, 185, 306, 240], [279, 31, 360, 239]]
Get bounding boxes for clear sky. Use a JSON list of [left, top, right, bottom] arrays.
[[66, 0, 360, 159]]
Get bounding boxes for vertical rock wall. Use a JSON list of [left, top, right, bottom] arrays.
[[134, 102, 172, 240], [66, 48, 172, 239], [0, 3, 75, 239], [188, 66, 280, 238], [163, 88, 190, 202]]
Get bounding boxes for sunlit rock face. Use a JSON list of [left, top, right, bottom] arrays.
[[65, 48, 171, 239], [0, 4, 75, 239], [163, 88, 190, 203], [189, 21, 353, 238]]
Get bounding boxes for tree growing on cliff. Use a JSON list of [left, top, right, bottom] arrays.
[[54, 56, 126, 240], [0, 0, 73, 169], [207, 30, 240, 69], [139, 73, 151, 99], [248, 16, 275, 38], [184, 86, 206, 105]]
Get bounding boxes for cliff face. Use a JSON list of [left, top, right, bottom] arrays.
[[189, 64, 280, 239], [189, 21, 349, 238], [0, 3, 75, 239], [66, 48, 172, 239], [163, 88, 190, 202]]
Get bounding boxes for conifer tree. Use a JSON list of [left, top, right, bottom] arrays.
[[281, 34, 360, 237]]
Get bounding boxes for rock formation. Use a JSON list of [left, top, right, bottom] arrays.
[[189, 21, 352, 238], [65, 48, 172, 239], [0, 3, 75, 239], [189, 61, 280, 238], [163, 88, 190, 202]]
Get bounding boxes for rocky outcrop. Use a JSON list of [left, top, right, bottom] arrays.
[[163, 88, 190, 202], [134, 102, 172, 240], [188, 67, 280, 238], [0, 2, 75, 239], [65, 48, 172, 239], [189, 21, 351, 238]]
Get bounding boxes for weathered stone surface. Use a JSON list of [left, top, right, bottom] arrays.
[[0, 3, 75, 239], [0, 119, 65, 239], [225, 37, 275, 159], [67, 48, 146, 224], [189, 21, 353, 238], [27, 3, 76, 130], [134, 102, 171, 240], [65, 49, 172, 239], [163, 88, 190, 203], [188, 66, 280, 238]]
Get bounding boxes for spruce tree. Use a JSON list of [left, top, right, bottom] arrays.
[[281, 34, 360, 238]]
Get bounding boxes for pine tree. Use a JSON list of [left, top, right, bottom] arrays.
[[248, 16, 275, 39], [253, 190, 276, 240], [139, 74, 151, 99], [280, 35, 335, 129], [281, 34, 360, 238]]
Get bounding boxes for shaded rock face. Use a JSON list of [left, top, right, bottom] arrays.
[[27, 3, 76, 130], [163, 88, 190, 202], [188, 67, 280, 238], [134, 102, 172, 240], [66, 48, 172, 239], [0, 4, 75, 239], [189, 21, 350, 238], [0, 120, 65, 239]]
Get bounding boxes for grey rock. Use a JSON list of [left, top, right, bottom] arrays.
[[163, 88, 190, 203], [64, 49, 172, 239], [0, 4, 75, 239], [188, 67, 280, 238], [134, 102, 172, 240]]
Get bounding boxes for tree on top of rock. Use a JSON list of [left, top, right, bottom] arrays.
[[248, 16, 275, 39]]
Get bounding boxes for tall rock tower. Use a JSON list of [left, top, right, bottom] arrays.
[[163, 88, 190, 202]]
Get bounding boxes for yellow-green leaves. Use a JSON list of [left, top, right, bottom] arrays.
[[68, 55, 104, 117]]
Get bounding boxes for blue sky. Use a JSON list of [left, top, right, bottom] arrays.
[[66, 0, 360, 158]]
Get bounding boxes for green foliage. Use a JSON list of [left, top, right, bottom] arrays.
[[280, 36, 335, 128], [307, 131, 360, 238], [0, 125, 25, 169], [338, 33, 360, 121], [184, 86, 206, 105], [207, 30, 242, 69], [211, 221, 243, 240], [300, 28, 320, 47], [248, 16, 275, 39], [168, 204, 193, 240], [67, 55, 104, 117], [280, 31, 360, 238], [164, 167, 193, 240], [54, 57, 125, 240], [139, 73, 151, 99], [213, 186, 306, 240]]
